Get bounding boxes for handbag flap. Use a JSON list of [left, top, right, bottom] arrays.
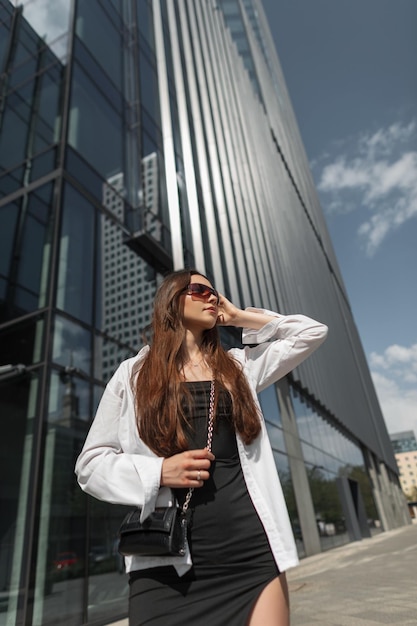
[[119, 507, 178, 535]]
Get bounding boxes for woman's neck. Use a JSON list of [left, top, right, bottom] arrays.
[[183, 332, 212, 381]]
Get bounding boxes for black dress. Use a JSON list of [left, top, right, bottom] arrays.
[[129, 381, 279, 626]]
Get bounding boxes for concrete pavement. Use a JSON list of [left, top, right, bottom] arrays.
[[287, 524, 417, 625], [109, 524, 417, 625]]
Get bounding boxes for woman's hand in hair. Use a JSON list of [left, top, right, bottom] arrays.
[[216, 294, 241, 326], [217, 294, 278, 330], [160, 449, 215, 488]]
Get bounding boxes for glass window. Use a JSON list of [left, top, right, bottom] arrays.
[[0, 370, 39, 624], [0, 99, 30, 171], [56, 184, 95, 325], [32, 67, 63, 153], [48, 369, 91, 424], [17, 1, 71, 59], [76, 0, 122, 89], [32, 371, 92, 626], [14, 184, 54, 314], [30, 147, 58, 182], [139, 44, 160, 124], [301, 440, 318, 466], [52, 315, 92, 377], [0, 166, 25, 199], [259, 384, 282, 427], [68, 64, 123, 182], [290, 385, 379, 546], [291, 392, 312, 444], [94, 334, 136, 383], [312, 469, 347, 551], [265, 421, 286, 453], [65, 146, 105, 202], [87, 498, 130, 623], [272, 451, 302, 553], [0, 201, 19, 304], [9, 42, 38, 90], [0, 313, 44, 366], [0, 5, 13, 70], [95, 208, 156, 343]]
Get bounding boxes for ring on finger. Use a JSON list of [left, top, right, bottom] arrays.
[[197, 469, 201, 481]]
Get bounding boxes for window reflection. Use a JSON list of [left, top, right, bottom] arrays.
[[272, 450, 304, 556], [87, 498, 130, 623], [266, 421, 286, 454], [32, 371, 91, 626], [259, 385, 282, 427], [0, 313, 44, 366], [16, 0, 71, 61], [0, 370, 39, 623], [56, 184, 94, 325], [291, 386, 381, 550], [94, 334, 136, 383], [68, 64, 123, 182], [75, 0, 122, 90], [15, 184, 54, 313], [94, 198, 156, 380], [0, 184, 54, 320], [52, 315, 91, 377], [0, 201, 20, 314]]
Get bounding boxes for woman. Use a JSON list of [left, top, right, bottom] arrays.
[[75, 269, 328, 625]]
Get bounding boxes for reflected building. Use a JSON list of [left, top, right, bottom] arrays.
[[0, 0, 410, 625], [100, 171, 156, 380], [390, 431, 417, 499]]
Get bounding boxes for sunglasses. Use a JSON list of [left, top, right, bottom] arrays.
[[185, 283, 220, 305]]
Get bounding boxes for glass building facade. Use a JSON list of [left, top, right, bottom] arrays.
[[0, 1, 409, 624]]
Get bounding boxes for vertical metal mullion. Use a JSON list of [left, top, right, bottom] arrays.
[[179, 0, 224, 292], [21, 1, 78, 623], [207, 5, 265, 306], [166, 0, 206, 271], [192, 0, 243, 301], [152, 0, 184, 269]]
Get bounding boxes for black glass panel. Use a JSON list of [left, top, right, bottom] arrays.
[[75, 0, 122, 90], [52, 315, 92, 377], [259, 385, 282, 427], [56, 184, 95, 325], [32, 370, 91, 626], [65, 147, 104, 202], [0, 167, 25, 198], [87, 498, 130, 623], [68, 63, 123, 182], [0, 369, 40, 620], [0, 313, 44, 366], [0, 200, 19, 286], [0, 102, 29, 171], [14, 184, 54, 314]]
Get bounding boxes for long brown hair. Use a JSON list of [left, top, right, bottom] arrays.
[[134, 269, 261, 456]]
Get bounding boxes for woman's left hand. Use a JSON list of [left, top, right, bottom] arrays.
[[216, 294, 242, 326]]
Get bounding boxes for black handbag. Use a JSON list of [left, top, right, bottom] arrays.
[[118, 506, 189, 556], [118, 380, 215, 557]]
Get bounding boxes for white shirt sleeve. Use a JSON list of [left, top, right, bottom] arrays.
[[74, 358, 164, 522], [238, 307, 328, 392]]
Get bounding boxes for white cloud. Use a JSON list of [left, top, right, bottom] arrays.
[[370, 343, 417, 379], [370, 341, 417, 436], [371, 371, 417, 437], [13, 0, 71, 61], [316, 120, 417, 255]]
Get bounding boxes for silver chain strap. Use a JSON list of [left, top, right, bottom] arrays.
[[182, 379, 215, 514]]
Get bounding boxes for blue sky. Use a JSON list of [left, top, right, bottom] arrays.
[[262, 0, 417, 437]]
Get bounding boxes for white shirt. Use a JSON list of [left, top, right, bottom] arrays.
[[75, 308, 327, 575]]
